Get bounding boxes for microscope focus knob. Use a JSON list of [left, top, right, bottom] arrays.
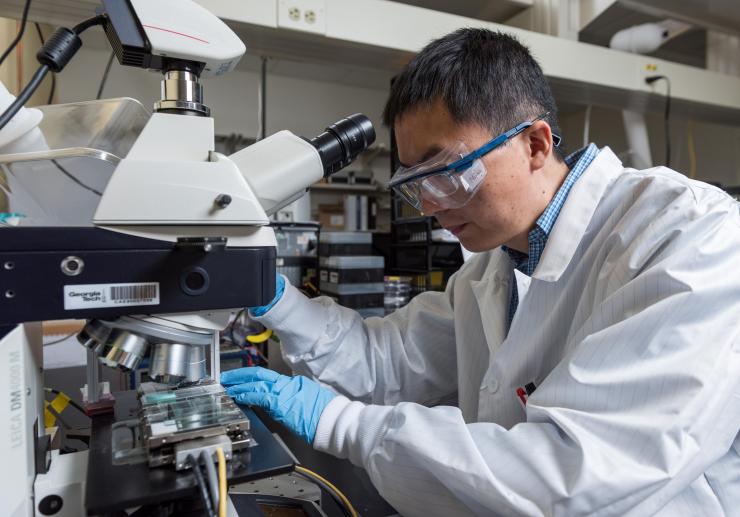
[[214, 194, 232, 208]]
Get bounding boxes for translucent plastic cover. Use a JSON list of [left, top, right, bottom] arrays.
[[0, 98, 149, 226]]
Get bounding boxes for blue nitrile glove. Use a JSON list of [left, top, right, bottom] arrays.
[[249, 274, 285, 317], [221, 366, 336, 444]]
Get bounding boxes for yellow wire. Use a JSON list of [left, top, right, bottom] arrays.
[[245, 328, 272, 344], [295, 465, 358, 517], [215, 447, 227, 517], [44, 392, 71, 428]]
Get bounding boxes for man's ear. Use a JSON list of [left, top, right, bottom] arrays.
[[526, 121, 554, 171]]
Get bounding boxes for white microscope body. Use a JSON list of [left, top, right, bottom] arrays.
[[0, 1, 375, 515]]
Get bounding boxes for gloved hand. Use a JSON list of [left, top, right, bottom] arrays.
[[221, 366, 336, 444], [249, 274, 285, 317]]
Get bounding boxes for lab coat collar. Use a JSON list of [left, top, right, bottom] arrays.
[[513, 269, 531, 301], [533, 146, 624, 282], [471, 249, 511, 356]]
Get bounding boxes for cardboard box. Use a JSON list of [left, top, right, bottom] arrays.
[[318, 204, 345, 230]]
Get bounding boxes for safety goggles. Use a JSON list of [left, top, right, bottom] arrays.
[[389, 113, 561, 211]]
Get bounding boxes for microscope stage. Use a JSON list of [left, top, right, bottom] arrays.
[[85, 390, 295, 514]]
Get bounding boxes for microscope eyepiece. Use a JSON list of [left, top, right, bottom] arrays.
[[310, 114, 376, 177]]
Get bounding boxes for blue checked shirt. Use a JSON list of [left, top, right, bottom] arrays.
[[503, 144, 599, 326]]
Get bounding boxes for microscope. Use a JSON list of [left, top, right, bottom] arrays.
[[0, 0, 375, 515]]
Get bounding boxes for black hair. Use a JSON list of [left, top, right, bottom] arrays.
[[383, 28, 566, 159]]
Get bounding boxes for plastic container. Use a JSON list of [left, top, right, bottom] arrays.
[[274, 226, 318, 257], [321, 282, 384, 294], [321, 281, 384, 309], [319, 231, 373, 256], [328, 292, 385, 309], [0, 97, 150, 226], [319, 255, 385, 284], [384, 276, 411, 314], [357, 307, 385, 318], [320, 232, 373, 243]]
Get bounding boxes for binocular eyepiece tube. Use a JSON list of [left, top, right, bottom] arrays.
[[309, 114, 376, 177]]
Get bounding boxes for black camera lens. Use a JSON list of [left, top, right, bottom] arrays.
[[309, 114, 376, 177]]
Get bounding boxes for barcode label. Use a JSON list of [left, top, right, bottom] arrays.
[[110, 284, 157, 302], [64, 282, 160, 310]]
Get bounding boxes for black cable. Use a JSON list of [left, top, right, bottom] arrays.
[[44, 387, 89, 417], [0, 14, 106, 131], [96, 51, 115, 100], [200, 451, 220, 511], [189, 456, 216, 517], [46, 65, 55, 104], [73, 14, 107, 35], [52, 159, 102, 196], [0, 0, 32, 67], [44, 402, 73, 431], [645, 75, 671, 167], [0, 64, 48, 130], [43, 331, 77, 346], [259, 56, 267, 140], [34, 23, 56, 104]]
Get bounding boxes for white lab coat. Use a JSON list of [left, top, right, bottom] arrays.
[[256, 147, 740, 516]]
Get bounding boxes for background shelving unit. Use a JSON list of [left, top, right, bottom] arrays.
[[389, 204, 463, 296], [388, 126, 462, 297], [309, 146, 393, 233], [272, 221, 320, 290]]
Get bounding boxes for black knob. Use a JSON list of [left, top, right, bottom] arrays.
[[214, 194, 232, 208], [38, 495, 63, 515]]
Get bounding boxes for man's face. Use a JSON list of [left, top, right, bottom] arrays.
[[394, 101, 548, 253]]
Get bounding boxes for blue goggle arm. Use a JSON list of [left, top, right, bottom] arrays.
[[389, 113, 561, 189]]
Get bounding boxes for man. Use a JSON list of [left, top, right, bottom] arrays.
[[222, 29, 740, 515]]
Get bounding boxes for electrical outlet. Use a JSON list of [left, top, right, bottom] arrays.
[[278, 0, 326, 35], [639, 61, 661, 82]]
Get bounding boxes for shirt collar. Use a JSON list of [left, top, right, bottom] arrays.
[[536, 143, 599, 236], [533, 146, 625, 282], [503, 143, 599, 272]]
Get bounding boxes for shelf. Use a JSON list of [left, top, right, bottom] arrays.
[[389, 0, 532, 23], [580, 0, 740, 39], [578, 1, 710, 69], [392, 267, 460, 274], [392, 216, 429, 224], [310, 183, 384, 193], [391, 241, 459, 248]]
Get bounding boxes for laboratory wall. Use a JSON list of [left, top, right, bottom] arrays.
[[560, 107, 740, 188]]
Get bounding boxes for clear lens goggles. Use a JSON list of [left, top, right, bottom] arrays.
[[389, 113, 561, 211], [391, 143, 486, 211]]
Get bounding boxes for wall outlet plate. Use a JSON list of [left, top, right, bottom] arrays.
[[277, 0, 326, 35]]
